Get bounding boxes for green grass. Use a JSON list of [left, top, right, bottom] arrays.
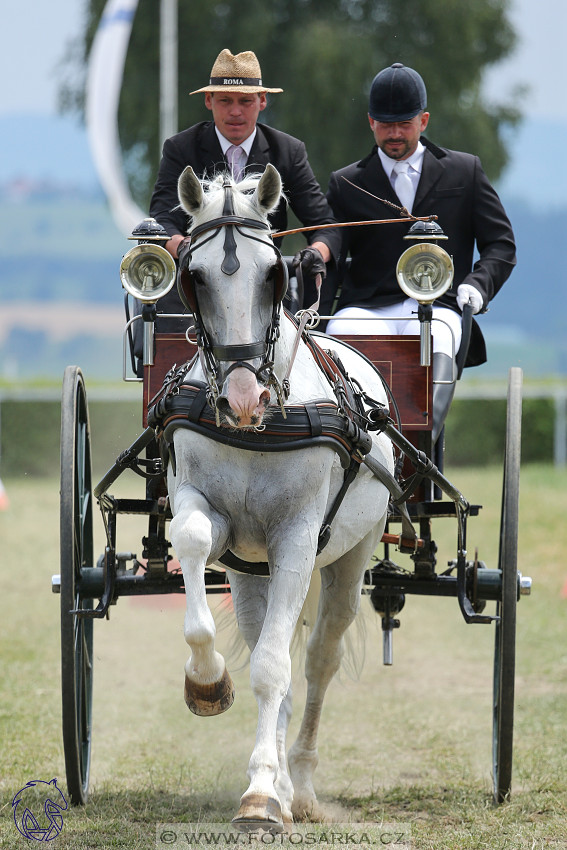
[[0, 466, 566, 848]]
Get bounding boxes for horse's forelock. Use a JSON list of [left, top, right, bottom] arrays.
[[188, 171, 283, 231]]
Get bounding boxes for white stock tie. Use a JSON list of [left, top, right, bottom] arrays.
[[393, 161, 414, 213], [226, 145, 246, 182]]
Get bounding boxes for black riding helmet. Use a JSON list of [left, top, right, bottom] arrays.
[[368, 63, 427, 122]]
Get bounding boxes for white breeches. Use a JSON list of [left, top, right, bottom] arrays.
[[326, 298, 462, 358]]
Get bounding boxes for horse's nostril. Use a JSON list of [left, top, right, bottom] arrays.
[[216, 396, 231, 414], [216, 396, 239, 425]]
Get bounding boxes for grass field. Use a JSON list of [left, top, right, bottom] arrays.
[[0, 465, 566, 849]]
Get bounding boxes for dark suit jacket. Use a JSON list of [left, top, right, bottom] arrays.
[[325, 137, 516, 366]]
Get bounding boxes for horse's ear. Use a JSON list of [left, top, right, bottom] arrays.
[[255, 163, 282, 215], [178, 166, 204, 214]]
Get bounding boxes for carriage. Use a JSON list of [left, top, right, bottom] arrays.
[[53, 165, 530, 825]]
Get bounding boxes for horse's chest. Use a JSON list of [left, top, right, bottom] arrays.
[[174, 434, 333, 534]]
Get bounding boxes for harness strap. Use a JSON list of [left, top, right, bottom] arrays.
[[302, 331, 357, 410], [362, 453, 417, 551], [186, 385, 208, 423], [282, 264, 322, 387], [317, 457, 361, 554], [190, 215, 270, 243], [212, 341, 267, 361], [148, 381, 421, 558], [305, 401, 323, 437]]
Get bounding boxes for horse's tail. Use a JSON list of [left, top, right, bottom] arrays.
[[215, 569, 366, 679], [214, 571, 322, 669], [292, 569, 367, 680]]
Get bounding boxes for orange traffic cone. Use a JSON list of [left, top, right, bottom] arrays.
[[0, 478, 9, 511]]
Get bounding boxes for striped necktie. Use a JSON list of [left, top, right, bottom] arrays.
[[226, 145, 246, 182]]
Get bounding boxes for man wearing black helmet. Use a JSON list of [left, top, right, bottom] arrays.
[[325, 63, 516, 443]]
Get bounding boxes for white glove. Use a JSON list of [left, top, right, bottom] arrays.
[[457, 284, 483, 314]]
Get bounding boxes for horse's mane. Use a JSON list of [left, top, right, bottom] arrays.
[[187, 170, 286, 231]]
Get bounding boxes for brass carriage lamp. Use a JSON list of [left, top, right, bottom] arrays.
[[120, 218, 176, 366], [395, 220, 454, 367]]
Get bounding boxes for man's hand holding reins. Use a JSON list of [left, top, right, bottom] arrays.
[[292, 245, 328, 280]]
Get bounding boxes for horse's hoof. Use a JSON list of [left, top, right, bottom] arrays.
[[184, 667, 235, 716], [232, 793, 283, 833]]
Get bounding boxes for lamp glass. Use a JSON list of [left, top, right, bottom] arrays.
[[396, 242, 454, 303], [120, 243, 176, 302]]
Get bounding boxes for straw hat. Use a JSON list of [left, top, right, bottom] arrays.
[[190, 49, 283, 95]]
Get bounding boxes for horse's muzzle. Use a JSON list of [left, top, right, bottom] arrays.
[[216, 369, 270, 428]]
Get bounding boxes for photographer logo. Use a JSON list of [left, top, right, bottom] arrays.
[[12, 779, 68, 842]]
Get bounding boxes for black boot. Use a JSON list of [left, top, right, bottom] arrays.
[[431, 352, 456, 444]]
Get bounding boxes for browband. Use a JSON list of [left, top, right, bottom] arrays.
[[190, 215, 270, 242]]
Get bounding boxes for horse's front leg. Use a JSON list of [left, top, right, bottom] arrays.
[[169, 484, 233, 716], [232, 533, 315, 831]]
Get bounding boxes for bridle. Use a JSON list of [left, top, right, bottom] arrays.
[[177, 180, 290, 414]]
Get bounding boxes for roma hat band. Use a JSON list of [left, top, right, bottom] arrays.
[[209, 77, 262, 87]]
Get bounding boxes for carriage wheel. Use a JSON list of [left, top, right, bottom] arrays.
[[492, 367, 522, 803], [60, 366, 94, 805]]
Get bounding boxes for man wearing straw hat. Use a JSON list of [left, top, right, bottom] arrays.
[[150, 49, 339, 303]]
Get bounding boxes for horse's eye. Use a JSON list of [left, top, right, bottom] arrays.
[[266, 265, 278, 283], [192, 271, 205, 287]]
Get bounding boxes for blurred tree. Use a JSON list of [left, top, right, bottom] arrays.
[[58, 0, 522, 211]]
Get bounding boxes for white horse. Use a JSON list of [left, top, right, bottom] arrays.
[[163, 164, 394, 829]]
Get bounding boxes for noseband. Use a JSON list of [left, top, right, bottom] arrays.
[[177, 180, 290, 414]]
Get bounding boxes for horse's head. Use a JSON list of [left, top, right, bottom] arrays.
[[177, 165, 287, 428]]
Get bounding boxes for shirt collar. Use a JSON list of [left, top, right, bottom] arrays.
[[215, 127, 257, 157], [378, 140, 425, 179]]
